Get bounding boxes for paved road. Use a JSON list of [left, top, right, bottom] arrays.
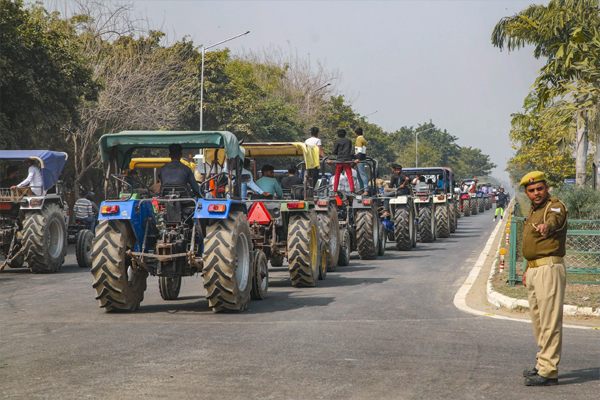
[[1, 211, 598, 399]]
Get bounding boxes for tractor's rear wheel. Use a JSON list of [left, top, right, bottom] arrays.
[[288, 212, 319, 287], [250, 250, 268, 300], [23, 204, 67, 273], [479, 198, 485, 213], [455, 199, 461, 219], [394, 205, 413, 251], [377, 221, 386, 256], [338, 228, 351, 267], [436, 203, 450, 238], [356, 208, 378, 260], [317, 207, 340, 271], [450, 202, 457, 233], [471, 198, 478, 215], [419, 205, 434, 243], [159, 276, 182, 300], [463, 200, 470, 217], [76, 229, 94, 268], [202, 211, 252, 312], [91, 220, 148, 312]]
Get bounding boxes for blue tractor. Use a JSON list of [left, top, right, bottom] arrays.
[[91, 131, 265, 312]]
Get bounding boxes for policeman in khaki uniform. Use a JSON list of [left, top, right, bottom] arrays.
[[520, 171, 568, 386]]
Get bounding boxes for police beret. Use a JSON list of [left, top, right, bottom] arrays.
[[520, 171, 546, 187]]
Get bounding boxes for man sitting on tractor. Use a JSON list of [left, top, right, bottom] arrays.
[[74, 190, 99, 232], [10, 159, 43, 195], [1, 166, 19, 188], [281, 164, 303, 190], [160, 144, 201, 197], [381, 164, 410, 217], [256, 165, 283, 199]]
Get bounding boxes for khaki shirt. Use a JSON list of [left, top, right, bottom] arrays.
[[522, 195, 568, 261]]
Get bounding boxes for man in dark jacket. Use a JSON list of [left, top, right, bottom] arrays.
[[327, 129, 355, 193], [281, 164, 303, 190], [493, 187, 509, 221], [160, 144, 201, 197]]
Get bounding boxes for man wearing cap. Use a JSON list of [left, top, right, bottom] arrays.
[[380, 164, 409, 218], [160, 144, 201, 198], [520, 171, 568, 387]]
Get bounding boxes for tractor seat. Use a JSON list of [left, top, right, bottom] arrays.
[[161, 184, 192, 198]]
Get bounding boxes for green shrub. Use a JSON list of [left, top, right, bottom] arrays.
[[553, 186, 600, 220]]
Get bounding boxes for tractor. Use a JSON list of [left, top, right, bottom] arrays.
[[0, 151, 69, 273], [91, 131, 263, 312]]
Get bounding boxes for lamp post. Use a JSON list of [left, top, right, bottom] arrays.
[[415, 126, 436, 168], [200, 31, 250, 131], [307, 83, 331, 115]]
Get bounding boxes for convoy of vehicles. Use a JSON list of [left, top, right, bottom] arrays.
[[1, 133, 490, 313]]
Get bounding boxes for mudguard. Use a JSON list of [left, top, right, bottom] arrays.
[[194, 199, 246, 220], [98, 199, 155, 252]]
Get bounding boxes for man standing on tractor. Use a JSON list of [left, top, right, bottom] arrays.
[[10, 159, 43, 195], [305, 127, 327, 187], [256, 165, 283, 199], [160, 144, 201, 197], [381, 164, 410, 217], [74, 190, 99, 232], [327, 129, 355, 193], [493, 187, 509, 221], [354, 127, 369, 195]]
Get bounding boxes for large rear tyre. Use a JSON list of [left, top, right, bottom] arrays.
[[76, 229, 94, 268], [479, 198, 485, 213], [471, 198, 478, 215], [23, 204, 67, 273], [463, 200, 470, 217], [455, 199, 461, 219], [436, 203, 450, 238], [418, 205, 434, 243], [91, 220, 148, 312], [250, 251, 268, 300], [317, 207, 340, 271], [202, 211, 252, 312], [159, 276, 182, 300], [394, 205, 413, 251], [450, 202, 457, 233], [377, 221, 386, 256], [356, 208, 378, 260], [338, 229, 351, 267], [288, 212, 319, 287]]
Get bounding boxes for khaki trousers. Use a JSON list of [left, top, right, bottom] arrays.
[[526, 259, 566, 379]]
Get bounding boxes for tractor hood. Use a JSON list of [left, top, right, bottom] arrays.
[[0, 150, 68, 191]]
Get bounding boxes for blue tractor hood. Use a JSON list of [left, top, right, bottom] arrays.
[[0, 150, 68, 191]]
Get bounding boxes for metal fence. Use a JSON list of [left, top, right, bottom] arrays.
[[508, 204, 600, 286]]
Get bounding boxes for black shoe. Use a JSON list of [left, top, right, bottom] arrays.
[[522, 367, 538, 377], [524, 374, 558, 386]]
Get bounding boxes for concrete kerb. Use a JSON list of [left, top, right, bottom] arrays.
[[453, 200, 599, 330]]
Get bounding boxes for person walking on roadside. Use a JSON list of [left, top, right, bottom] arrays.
[[520, 171, 568, 387], [353, 127, 369, 195], [327, 129, 355, 193], [493, 187, 508, 221], [305, 127, 327, 187]]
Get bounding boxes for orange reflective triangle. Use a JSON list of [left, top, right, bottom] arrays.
[[248, 202, 271, 224]]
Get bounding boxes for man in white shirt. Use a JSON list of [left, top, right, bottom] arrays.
[[11, 159, 43, 195], [305, 127, 327, 187]]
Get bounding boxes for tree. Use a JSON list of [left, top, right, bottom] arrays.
[[492, 0, 600, 187], [0, 0, 98, 149]]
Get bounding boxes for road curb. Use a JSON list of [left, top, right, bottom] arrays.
[[453, 200, 598, 330]]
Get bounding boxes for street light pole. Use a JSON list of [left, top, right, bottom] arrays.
[[415, 126, 436, 168], [200, 31, 250, 131], [307, 83, 331, 115]]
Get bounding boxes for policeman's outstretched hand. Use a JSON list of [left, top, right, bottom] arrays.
[[536, 223, 549, 238]]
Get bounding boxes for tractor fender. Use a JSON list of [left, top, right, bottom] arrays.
[[98, 199, 155, 252], [194, 199, 247, 220]]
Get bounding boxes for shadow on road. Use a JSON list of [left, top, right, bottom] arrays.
[[558, 367, 600, 385]]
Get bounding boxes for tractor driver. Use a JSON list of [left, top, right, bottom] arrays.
[[381, 164, 410, 218], [11, 159, 43, 196], [160, 144, 201, 197], [1, 166, 20, 188]]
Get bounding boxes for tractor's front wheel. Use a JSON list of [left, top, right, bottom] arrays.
[[202, 211, 253, 312], [394, 205, 413, 251], [250, 250, 268, 300], [159, 276, 182, 300], [419, 205, 434, 243], [337, 228, 351, 267], [288, 212, 319, 287], [76, 229, 94, 268], [91, 220, 148, 312]]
